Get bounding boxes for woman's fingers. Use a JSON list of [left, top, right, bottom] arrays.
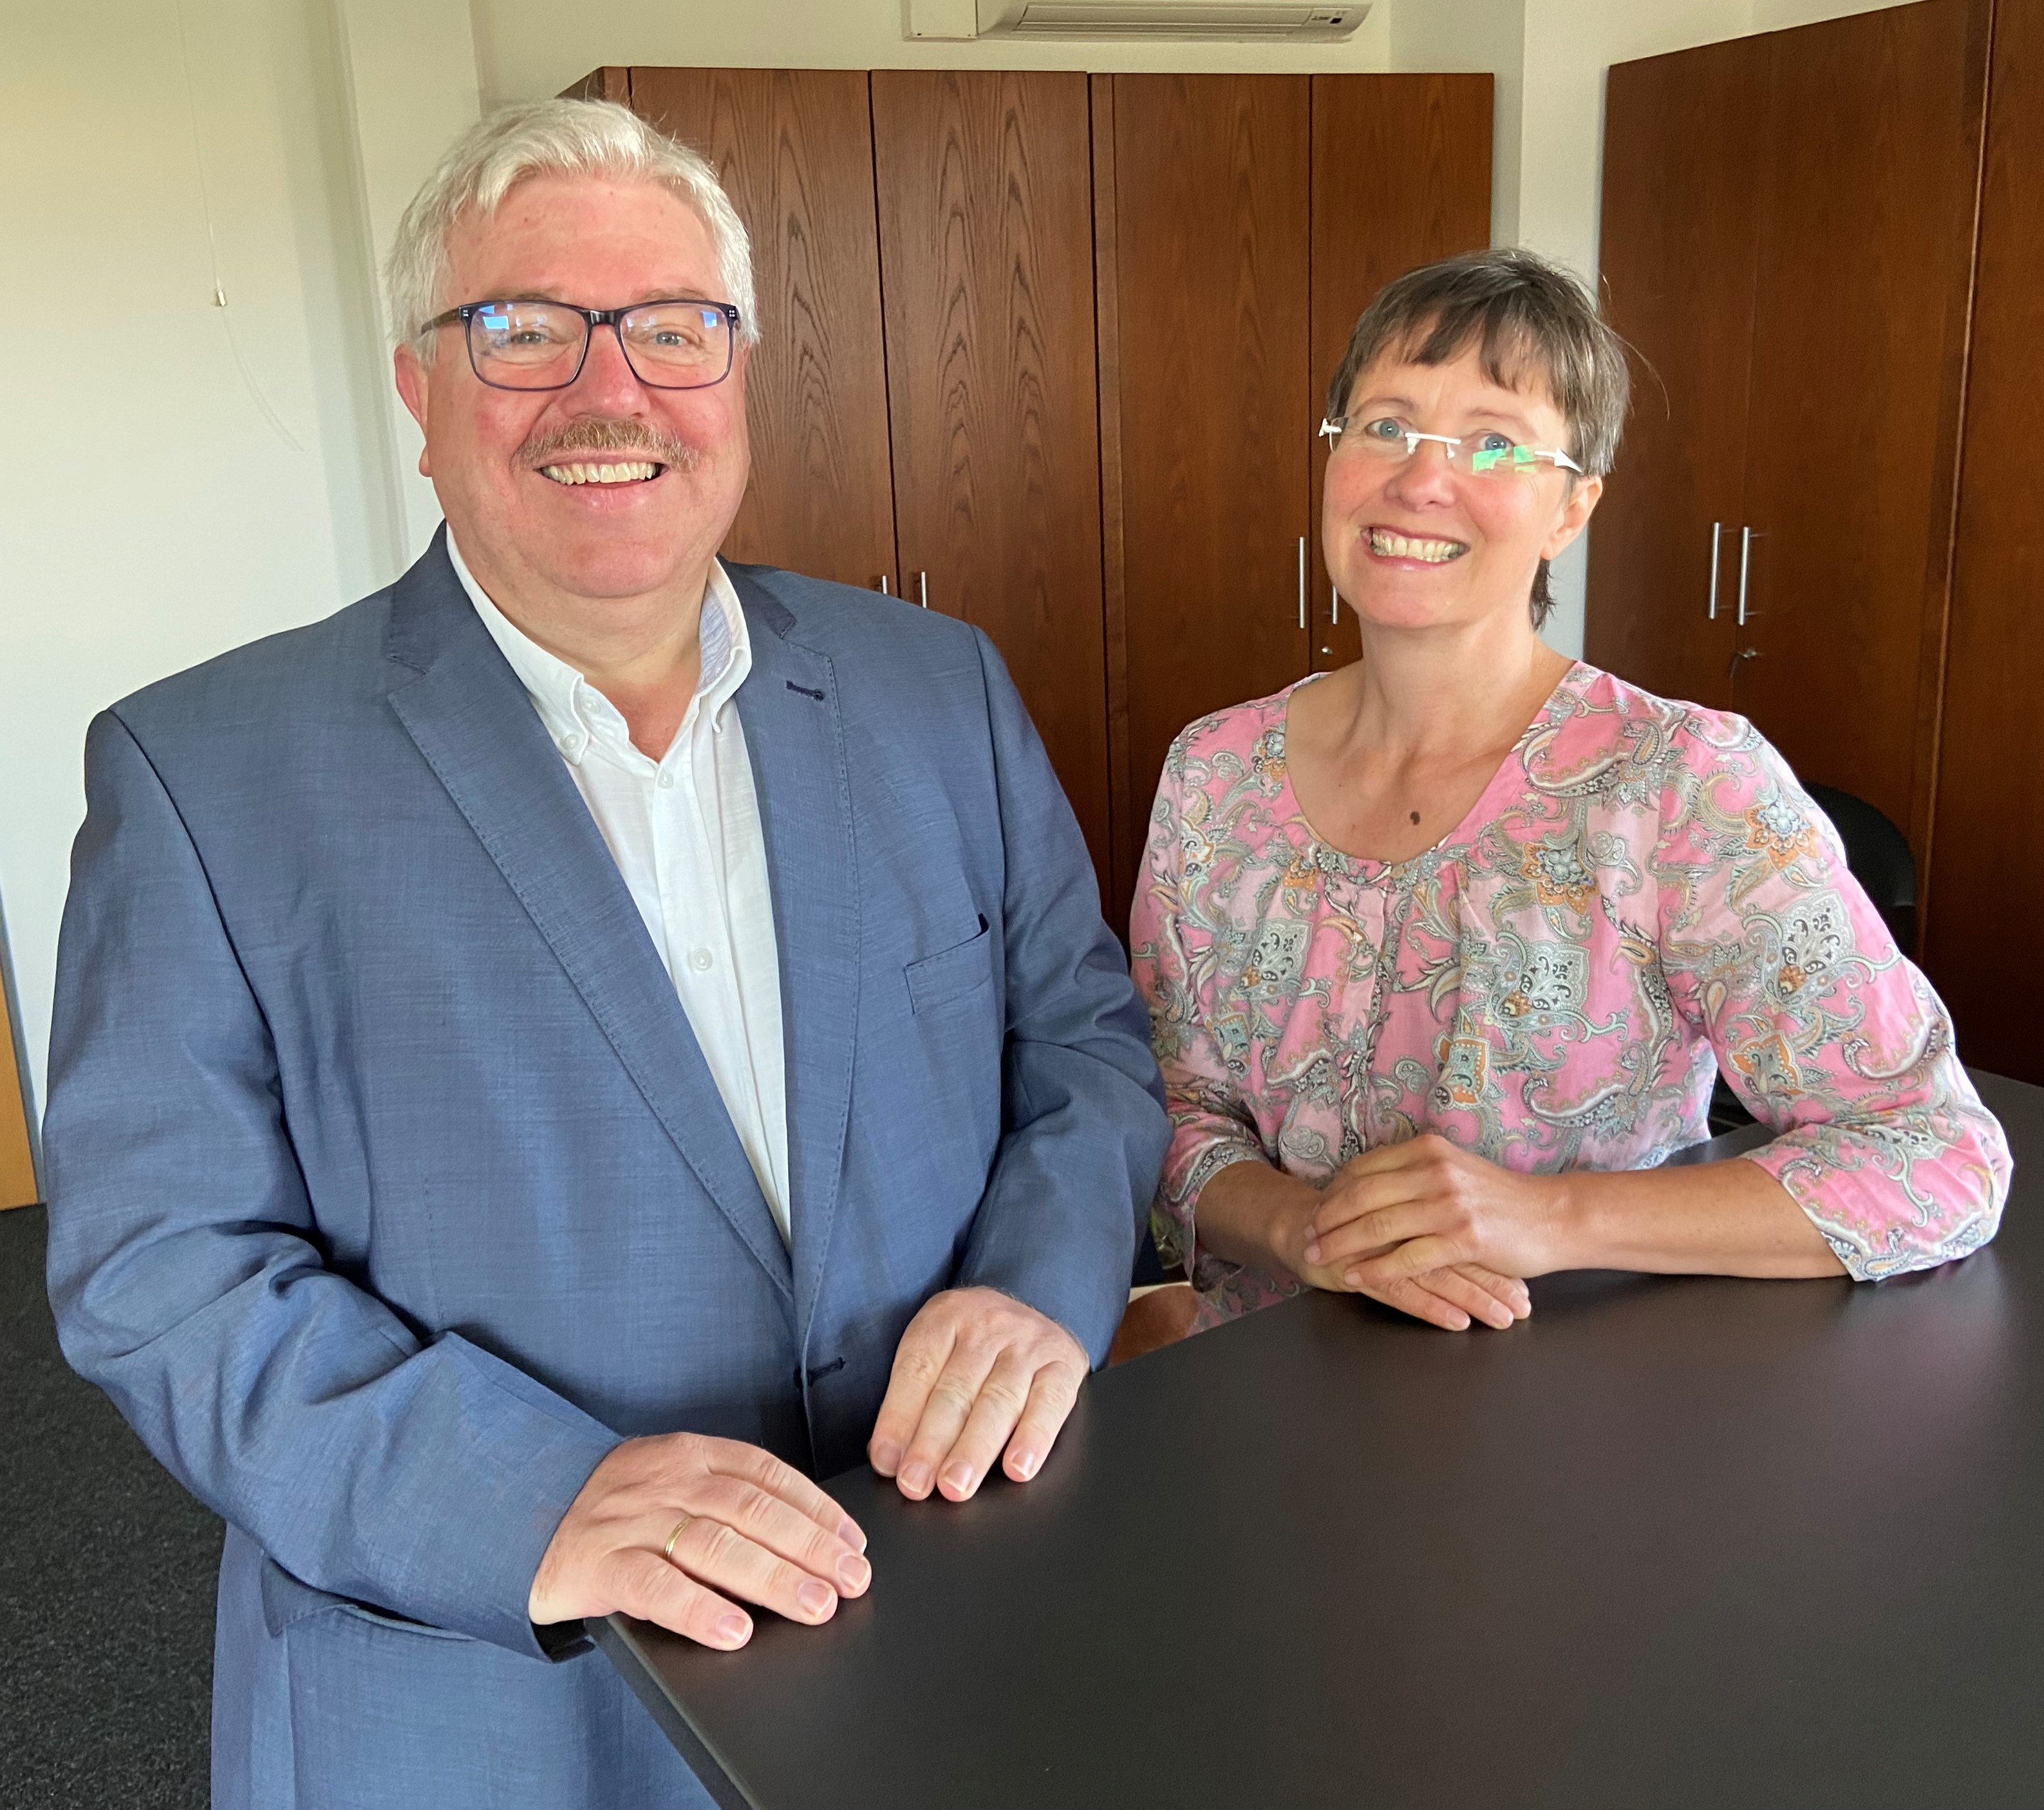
[[1308, 1165, 1427, 1241], [1362, 1272, 1476, 1331], [1347, 1232, 1464, 1289], [1354, 1262, 1530, 1332], [1409, 1263, 1524, 1330], [1452, 1262, 1532, 1315], [1306, 1198, 1443, 1267]]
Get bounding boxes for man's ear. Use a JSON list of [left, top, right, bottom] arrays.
[[393, 346, 433, 478], [1542, 473, 1603, 561]]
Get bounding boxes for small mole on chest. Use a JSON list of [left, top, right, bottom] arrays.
[[1409, 811, 1421, 825]]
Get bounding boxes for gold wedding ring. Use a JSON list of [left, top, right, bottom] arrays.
[[662, 1514, 693, 1563]]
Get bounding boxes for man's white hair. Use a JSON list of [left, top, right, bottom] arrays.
[[384, 98, 758, 357]]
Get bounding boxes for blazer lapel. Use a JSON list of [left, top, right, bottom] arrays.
[[729, 571, 859, 1344], [382, 536, 794, 1301]]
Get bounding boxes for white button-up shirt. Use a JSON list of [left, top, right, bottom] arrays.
[[449, 535, 792, 1245]]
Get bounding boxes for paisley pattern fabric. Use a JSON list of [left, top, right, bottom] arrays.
[[1130, 663, 2011, 1323]]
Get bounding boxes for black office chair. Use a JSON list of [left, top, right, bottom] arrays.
[[1707, 783, 1917, 1135]]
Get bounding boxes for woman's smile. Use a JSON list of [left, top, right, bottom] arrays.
[[1365, 525, 1470, 564]]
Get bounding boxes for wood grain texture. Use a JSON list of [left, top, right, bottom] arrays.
[[1309, 73, 1493, 672], [870, 71, 1112, 894], [1730, 0, 1990, 853], [1111, 74, 1312, 856], [1584, 37, 1766, 710], [1, 976, 35, 1210], [1091, 75, 1135, 930], [561, 67, 630, 104], [628, 69, 899, 592], [1923, 0, 2041, 1082]]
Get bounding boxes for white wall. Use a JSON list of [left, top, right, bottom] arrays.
[[0, 0, 474, 1118]]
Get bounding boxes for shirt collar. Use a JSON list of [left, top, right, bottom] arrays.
[[447, 532, 752, 764]]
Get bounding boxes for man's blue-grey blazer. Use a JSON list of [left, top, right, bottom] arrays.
[[42, 533, 1169, 1810]]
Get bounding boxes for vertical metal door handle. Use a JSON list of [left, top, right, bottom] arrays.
[[1331, 582, 1339, 625], [1736, 526, 1753, 627], [917, 571, 929, 609], [877, 575, 890, 595], [1707, 522, 1722, 620], [1297, 538, 1306, 629]]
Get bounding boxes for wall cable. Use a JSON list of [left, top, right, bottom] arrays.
[[172, 0, 306, 452]]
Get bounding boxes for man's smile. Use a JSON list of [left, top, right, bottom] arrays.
[[536, 458, 664, 485]]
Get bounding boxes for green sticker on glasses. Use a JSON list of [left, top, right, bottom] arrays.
[[1470, 446, 1538, 474]]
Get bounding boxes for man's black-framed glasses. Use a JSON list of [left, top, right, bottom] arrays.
[[422, 298, 743, 391]]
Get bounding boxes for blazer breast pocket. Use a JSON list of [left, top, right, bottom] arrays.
[[904, 916, 994, 1016]]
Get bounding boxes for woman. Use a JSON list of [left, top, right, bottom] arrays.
[[1129, 248, 2010, 1337]]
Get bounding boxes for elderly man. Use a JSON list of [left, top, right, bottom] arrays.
[[44, 99, 1166, 1809]]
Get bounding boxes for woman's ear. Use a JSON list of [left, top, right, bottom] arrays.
[[1541, 473, 1604, 561]]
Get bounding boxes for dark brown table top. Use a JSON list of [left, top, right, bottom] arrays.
[[603, 1070, 2041, 1809]]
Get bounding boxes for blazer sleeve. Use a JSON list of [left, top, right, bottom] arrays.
[[1651, 716, 2011, 1280], [42, 711, 622, 1659], [950, 633, 1170, 1365]]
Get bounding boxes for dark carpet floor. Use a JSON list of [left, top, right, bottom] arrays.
[[1, 1205, 219, 1807]]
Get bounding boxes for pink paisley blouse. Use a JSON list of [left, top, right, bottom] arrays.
[[1130, 663, 2011, 1323]]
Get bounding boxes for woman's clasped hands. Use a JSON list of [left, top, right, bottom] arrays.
[[1291, 1135, 1573, 1332]]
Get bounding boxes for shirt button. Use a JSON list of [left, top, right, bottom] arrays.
[[560, 735, 584, 757], [658, 771, 675, 789], [687, 948, 713, 972]]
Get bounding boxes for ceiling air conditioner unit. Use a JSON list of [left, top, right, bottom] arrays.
[[905, 0, 1367, 41]]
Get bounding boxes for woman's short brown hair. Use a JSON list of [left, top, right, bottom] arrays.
[[1326, 248, 1630, 627]]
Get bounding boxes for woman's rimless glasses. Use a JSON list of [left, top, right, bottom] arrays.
[[422, 297, 744, 391], [1319, 414, 1584, 478]]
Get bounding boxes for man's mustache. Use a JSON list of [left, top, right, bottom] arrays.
[[519, 417, 700, 471]]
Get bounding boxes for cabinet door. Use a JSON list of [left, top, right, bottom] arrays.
[[870, 71, 1111, 893], [629, 69, 899, 592], [1584, 36, 1767, 710], [1309, 74, 1492, 673], [1, 981, 33, 1210], [1730, 0, 1991, 847], [1105, 74, 1313, 899], [1922, 0, 2044, 1083]]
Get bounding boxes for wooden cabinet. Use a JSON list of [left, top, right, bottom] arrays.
[[871, 71, 1112, 894], [599, 67, 900, 592], [1732, 0, 1988, 849], [1589, 36, 1764, 710], [1100, 73, 1314, 902], [1590, 0, 2044, 1083], [1923, 0, 2044, 1081], [573, 64, 1490, 925], [1097, 72, 1490, 913], [1308, 75, 1495, 675], [1589, 0, 1991, 857]]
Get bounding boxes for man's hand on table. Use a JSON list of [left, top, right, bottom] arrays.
[[529, 1434, 870, 1650], [868, 1287, 1087, 1502]]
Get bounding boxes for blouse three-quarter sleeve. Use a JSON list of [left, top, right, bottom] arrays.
[[1651, 714, 2012, 1280], [1129, 734, 1272, 1296]]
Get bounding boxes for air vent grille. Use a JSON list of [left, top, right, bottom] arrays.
[[993, 3, 1362, 39]]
